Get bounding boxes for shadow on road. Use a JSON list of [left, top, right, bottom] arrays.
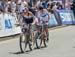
[[33, 46, 48, 51], [9, 51, 24, 54], [9, 51, 31, 55], [9, 46, 48, 55]]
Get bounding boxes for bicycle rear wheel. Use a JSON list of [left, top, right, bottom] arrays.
[[38, 33, 48, 48]]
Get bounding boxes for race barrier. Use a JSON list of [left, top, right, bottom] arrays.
[[49, 13, 58, 26], [0, 13, 58, 37], [49, 10, 75, 26], [0, 10, 75, 37], [0, 13, 21, 37], [59, 10, 75, 25]]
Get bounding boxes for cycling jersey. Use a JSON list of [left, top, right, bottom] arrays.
[[35, 9, 49, 27], [23, 16, 33, 24], [37, 9, 49, 22]]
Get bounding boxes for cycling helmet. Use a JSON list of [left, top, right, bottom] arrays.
[[39, 5, 44, 10], [20, 7, 26, 13]]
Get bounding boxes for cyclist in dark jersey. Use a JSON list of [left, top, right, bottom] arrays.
[[20, 7, 36, 43]]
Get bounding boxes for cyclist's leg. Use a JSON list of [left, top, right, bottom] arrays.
[[28, 24, 36, 49], [44, 23, 49, 41], [30, 29, 34, 43]]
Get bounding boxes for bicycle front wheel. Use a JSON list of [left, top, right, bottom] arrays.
[[19, 33, 27, 53], [34, 32, 41, 48]]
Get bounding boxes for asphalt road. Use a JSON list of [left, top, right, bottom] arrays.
[[0, 26, 75, 57]]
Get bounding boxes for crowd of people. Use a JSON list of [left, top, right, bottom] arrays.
[[1, 0, 74, 27], [0, 0, 64, 15], [0, 0, 66, 27]]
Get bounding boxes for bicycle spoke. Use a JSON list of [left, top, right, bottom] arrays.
[[20, 33, 27, 52]]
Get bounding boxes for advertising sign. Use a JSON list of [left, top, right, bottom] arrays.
[[59, 10, 73, 25], [0, 13, 21, 37]]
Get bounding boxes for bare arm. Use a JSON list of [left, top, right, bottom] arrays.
[[29, 11, 35, 19], [48, 13, 50, 21]]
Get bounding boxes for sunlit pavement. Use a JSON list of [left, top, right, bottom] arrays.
[[0, 26, 75, 57]]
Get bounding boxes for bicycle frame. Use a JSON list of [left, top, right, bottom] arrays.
[[40, 21, 48, 37], [21, 24, 31, 34], [20, 23, 33, 52]]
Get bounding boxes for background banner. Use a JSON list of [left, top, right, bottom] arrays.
[[0, 13, 21, 37], [59, 10, 74, 25]]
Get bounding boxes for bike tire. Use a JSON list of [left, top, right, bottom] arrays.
[[19, 33, 27, 53], [26, 34, 32, 51], [34, 32, 41, 48], [38, 33, 47, 48]]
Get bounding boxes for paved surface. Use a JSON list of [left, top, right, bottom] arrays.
[[0, 26, 75, 57]]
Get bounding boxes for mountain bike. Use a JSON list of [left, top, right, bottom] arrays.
[[34, 21, 49, 48], [19, 24, 33, 53]]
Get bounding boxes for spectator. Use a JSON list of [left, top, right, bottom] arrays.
[[18, 0, 28, 12], [52, 2, 62, 26], [42, 0, 51, 8], [26, 0, 33, 7], [56, 2, 63, 10], [8, 0, 16, 13], [72, 0, 75, 17], [47, 4, 51, 12], [48, 0, 53, 5], [36, 0, 44, 9], [0, 1, 3, 10], [0, 9, 2, 14], [2, 0, 9, 13], [51, 2, 59, 13]]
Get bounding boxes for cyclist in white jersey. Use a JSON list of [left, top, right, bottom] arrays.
[[37, 6, 50, 41]]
